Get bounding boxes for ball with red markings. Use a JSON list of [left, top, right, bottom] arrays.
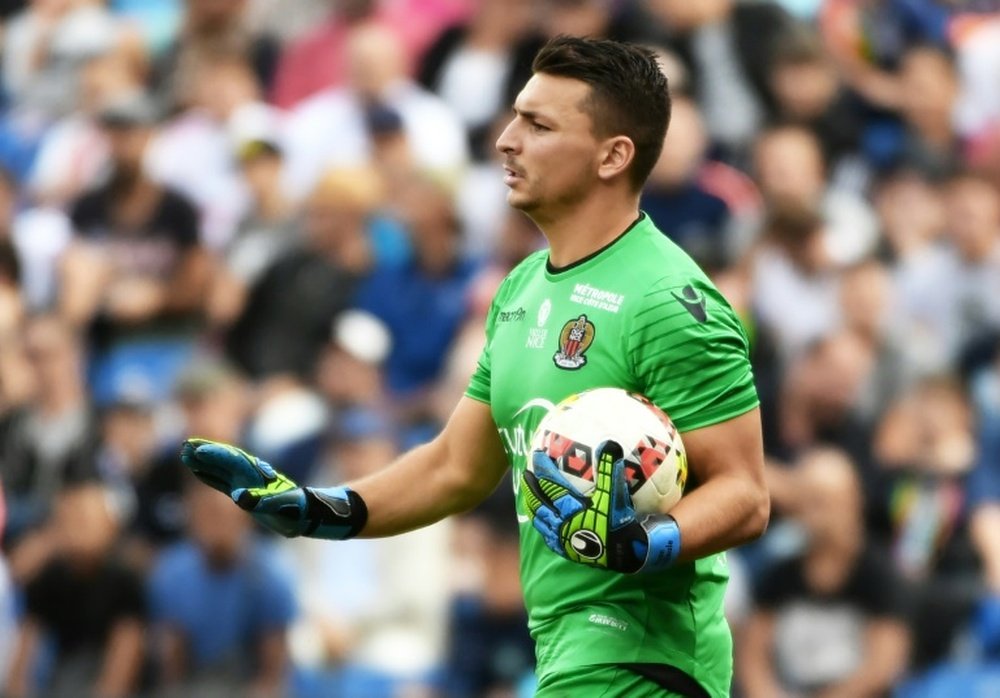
[[528, 387, 688, 515]]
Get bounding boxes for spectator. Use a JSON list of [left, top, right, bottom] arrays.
[[226, 166, 395, 382], [0, 314, 99, 546], [58, 92, 212, 405], [150, 0, 280, 112], [287, 409, 451, 697], [642, 96, 761, 269], [644, 0, 797, 159], [751, 203, 839, 363], [892, 44, 962, 179], [766, 28, 864, 173], [281, 21, 468, 201], [738, 448, 910, 698], [1, 0, 129, 121], [354, 175, 478, 420], [444, 482, 534, 697], [876, 167, 951, 381], [146, 50, 264, 250], [148, 480, 295, 698], [418, 0, 537, 161], [207, 105, 296, 330], [5, 482, 146, 698], [753, 124, 879, 266], [870, 377, 980, 669], [26, 50, 143, 208]]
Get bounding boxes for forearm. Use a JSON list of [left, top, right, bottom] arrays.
[[668, 472, 769, 563], [350, 438, 506, 538], [95, 619, 144, 698]]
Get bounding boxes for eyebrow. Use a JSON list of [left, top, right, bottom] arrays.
[[512, 106, 547, 123]]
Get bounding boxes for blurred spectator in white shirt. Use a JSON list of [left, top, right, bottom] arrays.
[[282, 21, 468, 202]]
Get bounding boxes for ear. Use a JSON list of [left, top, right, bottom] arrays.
[[596, 136, 636, 183]]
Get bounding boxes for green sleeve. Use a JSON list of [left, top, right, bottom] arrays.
[[627, 277, 759, 432]]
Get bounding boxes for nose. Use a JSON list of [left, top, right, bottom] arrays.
[[495, 117, 518, 155]]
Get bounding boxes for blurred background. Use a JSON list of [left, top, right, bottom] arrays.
[[0, 0, 998, 696]]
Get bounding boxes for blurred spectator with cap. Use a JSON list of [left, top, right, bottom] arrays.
[[148, 480, 295, 698], [58, 90, 212, 407], [207, 102, 296, 330], [5, 481, 146, 698]]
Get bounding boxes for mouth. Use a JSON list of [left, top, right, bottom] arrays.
[[503, 164, 523, 186]]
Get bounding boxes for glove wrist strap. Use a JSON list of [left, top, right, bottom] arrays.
[[639, 514, 681, 573], [303, 487, 369, 540]]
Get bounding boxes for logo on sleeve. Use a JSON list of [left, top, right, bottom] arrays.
[[671, 284, 708, 323], [553, 314, 595, 369]]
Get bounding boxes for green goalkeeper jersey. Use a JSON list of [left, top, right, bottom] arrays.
[[465, 213, 759, 697]]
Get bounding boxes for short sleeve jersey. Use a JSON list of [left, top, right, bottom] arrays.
[[466, 214, 758, 697]]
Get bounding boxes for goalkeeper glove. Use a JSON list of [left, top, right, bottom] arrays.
[[180, 438, 367, 540], [522, 440, 680, 573]]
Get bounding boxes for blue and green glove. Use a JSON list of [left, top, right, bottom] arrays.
[[522, 440, 680, 574], [180, 438, 367, 540]]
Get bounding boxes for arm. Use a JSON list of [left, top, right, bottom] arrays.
[[350, 396, 509, 537], [817, 618, 910, 698], [182, 396, 510, 539], [250, 629, 289, 698], [94, 618, 145, 698], [5, 618, 41, 698], [157, 625, 188, 686], [669, 407, 770, 562], [736, 611, 790, 698]]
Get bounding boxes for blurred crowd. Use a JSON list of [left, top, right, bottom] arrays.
[[0, 0, 999, 696]]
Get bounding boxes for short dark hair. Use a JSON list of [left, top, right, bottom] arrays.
[[532, 35, 671, 191]]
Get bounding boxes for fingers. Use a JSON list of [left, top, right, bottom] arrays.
[[594, 440, 624, 495], [180, 438, 281, 494]]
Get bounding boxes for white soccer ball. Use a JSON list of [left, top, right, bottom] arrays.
[[528, 387, 688, 515]]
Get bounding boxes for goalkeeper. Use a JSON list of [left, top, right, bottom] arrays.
[[183, 36, 768, 698]]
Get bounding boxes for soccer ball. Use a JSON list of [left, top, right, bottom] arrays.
[[528, 387, 688, 515]]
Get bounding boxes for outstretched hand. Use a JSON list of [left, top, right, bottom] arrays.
[[180, 438, 367, 540]]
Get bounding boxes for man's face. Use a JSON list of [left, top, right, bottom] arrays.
[[495, 74, 603, 218]]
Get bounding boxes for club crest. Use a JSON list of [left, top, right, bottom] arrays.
[[553, 314, 595, 370]]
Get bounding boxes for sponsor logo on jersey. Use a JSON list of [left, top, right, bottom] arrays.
[[504, 398, 557, 523], [553, 314, 595, 370], [671, 284, 708, 323], [497, 307, 526, 323], [570, 282, 624, 313], [588, 613, 629, 632]]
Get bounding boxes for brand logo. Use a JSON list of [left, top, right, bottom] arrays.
[[570, 530, 604, 559], [671, 284, 708, 323], [553, 314, 595, 370], [570, 283, 624, 313], [497, 307, 526, 323], [588, 613, 629, 632]]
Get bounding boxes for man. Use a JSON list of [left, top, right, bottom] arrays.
[[182, 36, 769, 697]]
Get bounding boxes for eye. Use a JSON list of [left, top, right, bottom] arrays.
[[531, 121, 550, 133]]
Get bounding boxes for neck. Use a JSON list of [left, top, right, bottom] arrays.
[[534, 192, 641, 268]]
